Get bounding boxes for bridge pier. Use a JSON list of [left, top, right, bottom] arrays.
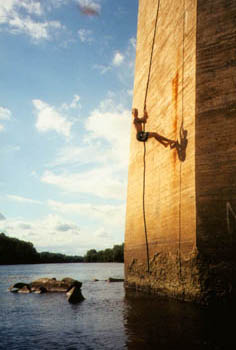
[[125, 0, 236, 304]]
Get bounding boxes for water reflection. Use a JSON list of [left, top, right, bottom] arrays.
[[124, 291, 236, 349]]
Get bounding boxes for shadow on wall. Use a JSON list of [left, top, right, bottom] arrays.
[[176, 122, 188, 162]]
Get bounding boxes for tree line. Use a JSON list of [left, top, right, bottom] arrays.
[[83, 244, 124, 263], [0, 233, 124, 265]]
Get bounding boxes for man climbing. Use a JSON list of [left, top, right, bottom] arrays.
[[132, 107, 176, 148]]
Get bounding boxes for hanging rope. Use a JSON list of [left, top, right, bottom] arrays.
[[178, 0, 186, 281], [142, 0, 161, 273]]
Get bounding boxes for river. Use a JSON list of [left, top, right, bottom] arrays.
[[0, 263, 235, 349]]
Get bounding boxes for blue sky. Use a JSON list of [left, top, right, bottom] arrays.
[[0, 0, 138, 255]]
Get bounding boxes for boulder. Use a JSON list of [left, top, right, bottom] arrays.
[[8, 277, 84, 304], [107, 277, 124, 283], [33, 286, 47, 294], [66, 286, 85, 304], [18, 285, 31, 293], [8, 283, 30, 293], [31, 277, 79, 292]]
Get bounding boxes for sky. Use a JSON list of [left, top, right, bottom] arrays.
[[0, 0, 139, 255]]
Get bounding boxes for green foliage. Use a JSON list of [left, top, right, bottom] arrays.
[[0, 232, 39, 265], [0, 232, 124, 265], [84, 243, 124, 263], [0, 233, 83, 265], [39, 252, 83, 264]]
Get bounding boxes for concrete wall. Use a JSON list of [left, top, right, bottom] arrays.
[[125, 0, 236, 304], [195, 0, 236, 300]]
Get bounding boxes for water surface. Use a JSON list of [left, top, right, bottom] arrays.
[[0, 263, 235, 349]]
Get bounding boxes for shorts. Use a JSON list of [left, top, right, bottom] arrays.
[[136, 131, 149, 142]]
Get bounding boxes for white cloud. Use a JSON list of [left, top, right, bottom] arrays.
[[7, 194, 42, 205], [85, 99, 131, 168], [43, 95, 131, 202], [78, 28, 93, 43], [0, 0, 63, 41], [33, 99, 72, 138], [0, 106, 11, 131], [0, 106, 11, 120], [77, 0, 101, 15], [42, 167, 126, 200], [48, 199, 125, 227], [129, 37, 136, 49], [49, 143, 107, 167], [61, 94, 81, 110], [93, 64, 111, 75], [0, 214, 83, 254], [0, 212, 6, 221], [112, 52, 124, 66], [9, 17, 62, 40], [94, 37, 136, 76], [0, 213, 122, 255], [20, 0, 43, 15]]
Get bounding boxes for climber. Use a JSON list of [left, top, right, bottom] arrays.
[[132, 107, 176, 148]]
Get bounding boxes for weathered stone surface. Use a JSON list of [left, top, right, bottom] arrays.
[[31, 277, 80, 292], [125, 0, 236, 304], [9, 283, 30, 293], [18, 285, 31, 294], [66, 286, 85, 304]]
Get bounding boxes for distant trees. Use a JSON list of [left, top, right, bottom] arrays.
[[0, 233, 83, 265], [39, 252, 83, 264], [84, 243, 124, 263], [0, 233, 124, 265], [0, 233, 39, 265]]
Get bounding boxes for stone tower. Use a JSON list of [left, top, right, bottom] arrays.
[[125, 0, 236, 304]]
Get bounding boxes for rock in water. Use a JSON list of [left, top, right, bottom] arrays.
[[107, 278, 124, 283], [8, 277, 84, 301], [31, 277, 80, 292], [66, 285, 85, 304], [18, 285, 31, 293], [8, 283, 31, 293]]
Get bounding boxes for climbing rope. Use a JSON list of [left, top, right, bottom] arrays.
[[178, 0, 186, 281], [142, 0, 161, 273]]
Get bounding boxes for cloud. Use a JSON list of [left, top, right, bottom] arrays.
[[0, 106, 11, 120], [7, 194, 42, 205], [112, 52, 124, 66], [33, 99, 72, 138], [77, 0, 101, 16], [61, 94, 81, 110], [9, 17, 62, 40], [0, 212, 6, 221], [1, 213, 122, 255], [49, 143, 107, 167], [0, 106, 11, 131], [48, 199, 125, 227], [0, 214, 83, 254], [56, 223, 78, 232], [78, 28, 93, 43], [0, 0, 64, 41], [19, 223, 32, 230], [129, 37, 136, 49], [85, 99, 131, 168], [93, 64, 111, 75], [44, 95, 131, 201], [93, 37, 136, 76], [42, 167, 126, 200]]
